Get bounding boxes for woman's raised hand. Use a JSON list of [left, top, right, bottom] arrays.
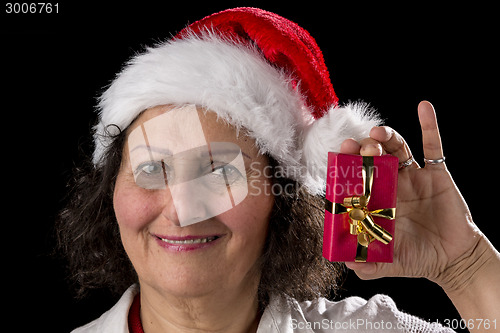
[[340, 101, 500, 325]]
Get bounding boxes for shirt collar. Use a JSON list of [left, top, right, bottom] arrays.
[[258, 295, 315, 333]]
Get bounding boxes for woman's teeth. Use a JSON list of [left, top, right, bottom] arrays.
[[160, 236, 218, 244]]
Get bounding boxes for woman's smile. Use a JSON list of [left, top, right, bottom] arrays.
[[152, 233, 225, 252]]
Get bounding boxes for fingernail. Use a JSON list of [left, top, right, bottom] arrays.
[[360, 144, 383, 156]]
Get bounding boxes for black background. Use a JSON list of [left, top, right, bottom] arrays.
[[2, 2, 498, 332]]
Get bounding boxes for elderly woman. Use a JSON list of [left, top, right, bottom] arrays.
[[58, 7, 499, 333]]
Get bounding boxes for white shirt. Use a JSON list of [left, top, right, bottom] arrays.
[[72, 285, 454, 332]]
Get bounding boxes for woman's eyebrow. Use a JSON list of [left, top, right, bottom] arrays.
[[130, 144, 251, 160], [203, 147, 252, 160], [212, 151, 251, 160], [129, 144, 173, 155]]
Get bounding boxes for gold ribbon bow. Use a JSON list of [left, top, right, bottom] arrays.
[[325, 156, 396, 262]]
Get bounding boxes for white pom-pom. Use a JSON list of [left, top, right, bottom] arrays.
[[299, 102, 382, 195]]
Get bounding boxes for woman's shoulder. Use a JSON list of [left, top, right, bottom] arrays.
[[71, 285, 139, 333], [260, 294, 455, 332]]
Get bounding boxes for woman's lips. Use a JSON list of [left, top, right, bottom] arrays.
[[152, 234, 223, 252]]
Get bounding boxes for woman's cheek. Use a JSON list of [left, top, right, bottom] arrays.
[[221, 178, 273, 243], [114, 183, 160, 231]]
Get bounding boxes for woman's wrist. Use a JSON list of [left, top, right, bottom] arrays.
[[434, 234, 492, 293], [438, 234, 500, 323]]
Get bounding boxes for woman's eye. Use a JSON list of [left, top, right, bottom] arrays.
[[134, 161, 169, 189], [211, 164, 243, 184], [136, 161, 164, 175], [142, 162, 163, 175]]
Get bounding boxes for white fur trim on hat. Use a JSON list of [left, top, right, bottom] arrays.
[[93, 32, 381, 195], [300, 102, 381, 194]]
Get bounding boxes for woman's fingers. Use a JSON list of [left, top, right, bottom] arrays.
[[340, 137, 383, 156], [369, 126, 419, 169], [341, 101, 441, 171], [359, 137, 384, 156], [340, 138, 361, 154], [418, 101, 446, 169]]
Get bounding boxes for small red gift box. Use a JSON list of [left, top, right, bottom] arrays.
[[323, 153, 398, 263]]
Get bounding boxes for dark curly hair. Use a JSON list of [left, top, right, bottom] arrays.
[[56, 125, 343, 308]]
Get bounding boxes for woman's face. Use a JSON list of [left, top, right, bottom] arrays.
[[113, 105, 274, 298]]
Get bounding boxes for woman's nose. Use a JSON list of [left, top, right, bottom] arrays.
[[160, 185, 181, 226], [161, 181, 211, 227]]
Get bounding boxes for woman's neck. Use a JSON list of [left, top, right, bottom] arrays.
[[138, 281, 261, 333]]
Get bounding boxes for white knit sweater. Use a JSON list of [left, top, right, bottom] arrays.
[[72, 285, 454, 333]]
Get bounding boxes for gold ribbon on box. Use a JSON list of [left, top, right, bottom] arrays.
[[325, 156, 395, 262]]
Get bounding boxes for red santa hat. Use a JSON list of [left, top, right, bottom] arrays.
[[93, 7, 380, 195]]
